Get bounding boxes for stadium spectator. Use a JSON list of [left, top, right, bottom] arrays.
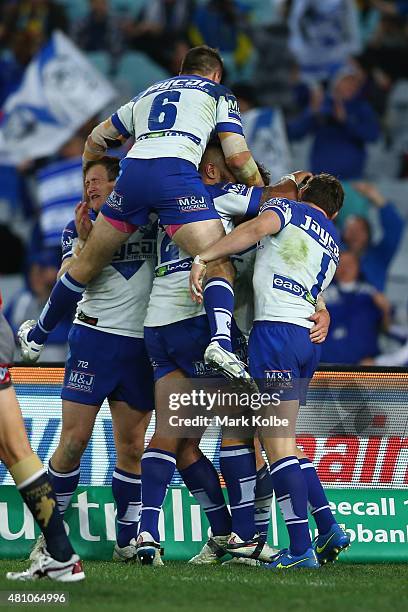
[[234, 83, 292, 183], [321, 251, 391, 364], [126, 0, 193, 71], [288, 0, 361, 83], [71, 0, 125, 62], [362, 325, 408, 365], [4, 249, 71, 362], [249, 4, 297, 111], [0, 0, 68, 56], [287, 66, 380, 178], [342, 181, 405, 291], [190, 0, 252, 78]]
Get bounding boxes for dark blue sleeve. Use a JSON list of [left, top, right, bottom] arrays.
[[376, 202, 405, 261], [61, 220, 78, 260], [287, 109, 317, 140], [342, 102, 379, 143]]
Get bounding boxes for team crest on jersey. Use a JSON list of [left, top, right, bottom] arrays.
[[65, 370, 95, 393], [177, 195, 209, 213], [105, 190, 123, 211], [61, 230, 74, 252], [222, 183, 249, 196]]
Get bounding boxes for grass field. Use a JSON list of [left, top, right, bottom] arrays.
[[0, 561, 406, 612]]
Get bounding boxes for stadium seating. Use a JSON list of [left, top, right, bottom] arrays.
[[115, 52, 169, 96], [86, 51, 112, 77]]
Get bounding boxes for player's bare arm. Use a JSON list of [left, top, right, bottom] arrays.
[[190, 210, 282, 298]]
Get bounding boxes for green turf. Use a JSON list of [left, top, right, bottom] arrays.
[[0, 561, 406, 612]]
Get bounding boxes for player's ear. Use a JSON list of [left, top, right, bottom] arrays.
[[205, 162, 217, 180]]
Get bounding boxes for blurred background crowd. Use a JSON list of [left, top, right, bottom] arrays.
[[0, 0, 408, 365]]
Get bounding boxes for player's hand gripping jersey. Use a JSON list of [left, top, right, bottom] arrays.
[[61, 217, 157, 338], [253, 198, 340, 327], [111, 76, 243, 168], [144, 183, 262, 334]]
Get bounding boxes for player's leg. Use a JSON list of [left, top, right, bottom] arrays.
[[170, 220, 253, 385], [253, 437, 274, 545], [176, 438, 232, 564], [137, 369, 190, 563], [110, 400, 151, 560], [295, 362, 350, 564], [48, 400, 98, 512], [0, 312, 84, 580], [0, 386, 85, 581], [46, 325, 116, 523], [20, 214, 130, 358], [105, 335, 154, 560], [249, 322, 318, 569]]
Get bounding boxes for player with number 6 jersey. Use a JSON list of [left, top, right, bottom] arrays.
[[20, 46, 263, 391]]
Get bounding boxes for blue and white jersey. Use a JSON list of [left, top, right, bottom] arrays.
[[61, 216, 157, 338], [253, 198, 339, 328], [144, 183, 262, 333], [111, 75, 243, 169]]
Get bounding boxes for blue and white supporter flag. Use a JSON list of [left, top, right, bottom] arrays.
[[241, 107, 292, 183], [0, 31, 116, 164]]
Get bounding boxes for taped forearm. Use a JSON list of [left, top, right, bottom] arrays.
[[83, 118, 122, 163], [315, 293, 327, 311], [220, 133, 263, 186]]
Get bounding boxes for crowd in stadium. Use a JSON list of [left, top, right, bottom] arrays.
[[1, 0, 408, 366]]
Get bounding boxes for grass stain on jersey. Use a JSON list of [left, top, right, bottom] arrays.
[[279, 237, 309, 267]]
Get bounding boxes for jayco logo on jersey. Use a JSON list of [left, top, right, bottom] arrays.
[[143, 78, 216, 97], [105, 190, 123, 212], [273, 274, 316, 305], [299, 215, 339, 262], [113, 239, 156, 262], [178, 195, 209, 213], [227, 95, 241, 120], [66, 370, 95, 393]]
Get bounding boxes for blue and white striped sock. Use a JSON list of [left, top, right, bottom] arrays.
[[29, 272, 85, 345], [139, 448, 176, 543], [219, 444, 256, 541], [112, 467, 141, 547], [204, 277, 234, 352], [179, 454, 231, 536], [269, 456, 311, 556], [48, 462, 80, 516], [254, 463, 274, 542], [299, 458, 336, 535]]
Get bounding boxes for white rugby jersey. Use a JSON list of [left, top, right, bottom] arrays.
[[61, 217, 156, 338], [144, 183, 262, 334], [111, 75, 243, 169], [253, 198, 340, 328]]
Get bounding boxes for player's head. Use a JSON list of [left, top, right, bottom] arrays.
[[199, 141, 270, 186], [179, 45, 223, 83], [299, 173, 344, 220], [199, 141, 235, 184], [342, 215, 371, 254], [83, 156, 120, 212], [336, 250, 360, 283]]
